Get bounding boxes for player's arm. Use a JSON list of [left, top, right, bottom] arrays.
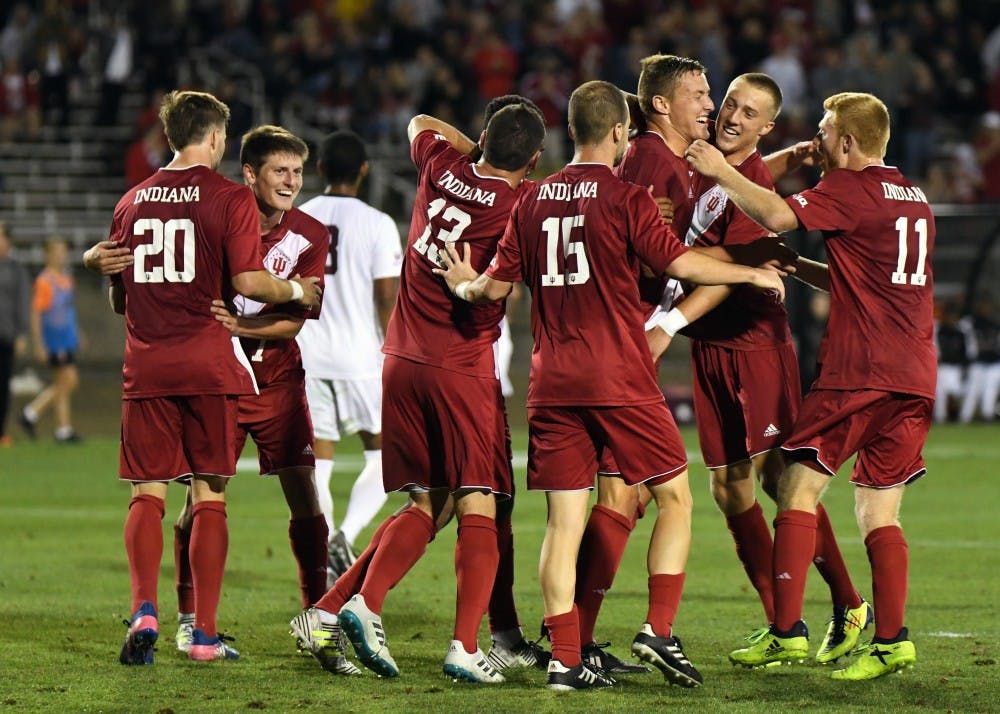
[[82, 241, 134, 275], [433, 242, 513, 303], [231, 270, 322, 309], [645, 284, 733, 361], [665, 251, 785, 302], [693, 239, 798, 274], [763, 139, 820, 181], [107, 284, 126, 314], [209, 300, 305, 339], [374, 277, 399, 334], [686, 140, 800, 234], [407, 114, 478, 156], [790, 257, 830, 292]]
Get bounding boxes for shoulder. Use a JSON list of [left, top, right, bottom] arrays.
[[739, 151, 774, 188], [412, 130, 463, 165], [285, 207, 329, 244]]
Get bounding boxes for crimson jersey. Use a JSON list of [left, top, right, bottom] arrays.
[[615, 131, 694, 309], [233, 207, 327, 386], [786, 165, 936, 398], [675, 150, 790, 349], [108, 165, 262, 398], [487, 163, 688, 407], [383, 130, 528, 378]]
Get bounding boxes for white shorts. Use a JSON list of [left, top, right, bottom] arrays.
[[305, 376, 382, 441]]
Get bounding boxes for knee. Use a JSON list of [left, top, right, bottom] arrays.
[[710, 474, 754, 516], [653, 479, 693, 515], [596, 479, 639, 518]]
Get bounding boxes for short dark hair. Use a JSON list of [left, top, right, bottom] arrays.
[[732, 73, 783, 120], [637, 54, 706, 115], [318, 130, 368, 184], [240, 125, 309, 171], [568, 80, 627, 145], [158, 90, 230, 152], [482, 104, 546, 171], [483, 94, 545, 129]]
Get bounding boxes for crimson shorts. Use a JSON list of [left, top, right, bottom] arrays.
[[526, 402, 687, 491], [381, 355, 512, 496], [691, 340, 801, 468], [120, 395, 241, 481], [236, 378, 315, 475], [781, 388, 932, 488]]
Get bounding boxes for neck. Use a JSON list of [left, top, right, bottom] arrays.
[[475, 160, 526, 189], [259, 207, 283, 233], [725, 145, 756, 167], [324, 181, 358, 197], [646, 114, 690, 157], [166, 146, 214, 170], [846, 154, 884, 171]]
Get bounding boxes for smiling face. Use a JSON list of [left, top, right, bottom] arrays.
[[246, 151, 304, 213], [667, 70, 714, 143], [714, 78, 777, 159]]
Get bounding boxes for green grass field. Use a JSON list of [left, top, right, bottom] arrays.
[[1, 423, 997, 713]]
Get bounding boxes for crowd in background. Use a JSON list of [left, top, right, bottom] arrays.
[[0, 0, 999, 200]]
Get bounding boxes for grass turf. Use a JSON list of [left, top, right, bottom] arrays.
[[0, 423, 997, 712]]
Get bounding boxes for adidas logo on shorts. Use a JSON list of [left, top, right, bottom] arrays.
[[302, 444, 314, 455], [763, 423, 780, 438]]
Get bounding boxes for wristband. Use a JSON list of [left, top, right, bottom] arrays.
[[656, 307, 689, 337], [454, 280, 471, 301], [289, 280, 304, 301]]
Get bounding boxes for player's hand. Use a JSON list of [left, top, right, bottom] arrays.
[[290, 275, 322, 308], [684, 139, 728, 178], [748, 267, 785, 302], [432, 242, 479, 293], [83, 241, 134, 275], [645, 325, 672, 362], [210, 299, 238, 333], [729, 238, 799, 275], [791, 139, 821, 168], [649, 186, 674, 224]]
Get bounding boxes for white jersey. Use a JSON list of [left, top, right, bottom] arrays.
[[296, 194, 403, 379]]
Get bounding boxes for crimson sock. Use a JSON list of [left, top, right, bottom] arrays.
[[487, 512, 520, 633], [545, 606, 581, 667], [454, 514, 499, 652], [575, 505, 634, 643], [124, 494, 165, 613], [190, 501, 228, 638], [358, 507, 434, 613], [725, 501, 775, 623], [289, 514, 329, 607], [813, 504, 862, 609], [646, 573, 686, 637], [173, 524, 194, 614], [865, 525, 909, 641], [772, 509, 817, 632], [317, 514, 396, 614]]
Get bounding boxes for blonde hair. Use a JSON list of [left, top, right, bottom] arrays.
[[823, 92, 890, 158]]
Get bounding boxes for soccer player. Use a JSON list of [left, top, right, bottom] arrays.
[[162, 125, 333, 659], [100, 90, 321, 665], [293, 102, 546, 683], [295, 129, 402, 585], [434, 80, 785, 691], [21, 238, 82, 443], [687, 91, 935, 680], [658, 74, 871, 664]]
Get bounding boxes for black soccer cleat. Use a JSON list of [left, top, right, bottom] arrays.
[[546, 659, 616, 691], [631, 624, 704, 687], [582, 640, 650, 674]]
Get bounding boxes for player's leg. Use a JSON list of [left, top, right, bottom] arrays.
[[120, 480, 167, 665], [333, 427, 388, 575], [172, 489, 195, 652], [278, 466, 329, 607], [304, 376, 339, 551], [958, 363, 986, 423], [51, 361, 79, 441]]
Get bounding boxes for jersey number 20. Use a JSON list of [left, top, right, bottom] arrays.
[[133, 218, 196, 283]]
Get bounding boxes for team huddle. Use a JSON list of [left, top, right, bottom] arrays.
[[88, 52, 936, 691]]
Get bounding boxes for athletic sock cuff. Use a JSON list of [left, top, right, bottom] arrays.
[[774, 509, 817, 530], [192, 500, 227, 517], [457, 513, 497, 533], [592, 503, 636, 532], [129, 494, 165, 517], [864, 524, 906, 549]]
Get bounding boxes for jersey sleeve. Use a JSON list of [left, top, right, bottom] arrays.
[[410, 130, 462, 175], [485, 201, 525, 284], [293, 222, 329, 321], [224, 186, 266, 276], [32, 275, 53, 313], [626, 188, 688, 275], [371, 213, 403, 280], [785, 169, 861, 234]]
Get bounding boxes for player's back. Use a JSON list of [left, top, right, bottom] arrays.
[[110, 165, 262, 397], [297, 194, 401, 379], [493, 163, 686, 406], [384, 130, 521, 378]]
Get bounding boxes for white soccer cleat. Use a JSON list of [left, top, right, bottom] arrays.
[[337, 594, 399, 677], [486, 634, 551, 671], [289, 607, 361, 675], [443, 640, 505, 683], [175, 612, 195, 653]]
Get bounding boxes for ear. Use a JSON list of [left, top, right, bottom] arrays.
[[612, 122, 624, 145], [478, 130, 487, 150], [757, 120, 776, 139], [315, 158, 324, 177], [651, 95, 670, 116], [842, 134, 854, 155], [242, 163, 255, 185], [359, 161, 370, 180], [526, 149, 542, 174]]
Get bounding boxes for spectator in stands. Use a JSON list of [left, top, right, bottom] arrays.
[[974, 111, 1000, 201], [31, 0, 79, 128], [0, 221, 30, 447], [20, 237, 81, 443], [95, 11, 133, 126], [124, 120, 168, 188], [0, 3, 36, 66], [0, 55, 40, 142]]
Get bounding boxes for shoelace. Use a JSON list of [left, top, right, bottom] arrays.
[[745, 626, 770, 644], [579, 666, 597, 684]]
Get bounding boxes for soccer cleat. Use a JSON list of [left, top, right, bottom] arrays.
[[729, 621, 809, 668], [18, 410, 36, 440], [326, 531, 357, 587], [630, 624, 703, 687], [816, 600, 874, 664], [545, 659, 616, 691], [289, 607, 361, 675], [175, 612, 195, 653], [582, 640, 650, 674], [831, 637, 916, 680], [338, 594, 399, 677], [119, 601, 159, 666], [443, 640, 505, 683], [487, 636, 551, 671], [188, 629, 240, 661]]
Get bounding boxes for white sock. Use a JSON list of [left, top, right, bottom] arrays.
[[23, 405, 38, 422], [314, 458, 335, 537], [316, 606, 338, 624], [338, 450, 387, 545]]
